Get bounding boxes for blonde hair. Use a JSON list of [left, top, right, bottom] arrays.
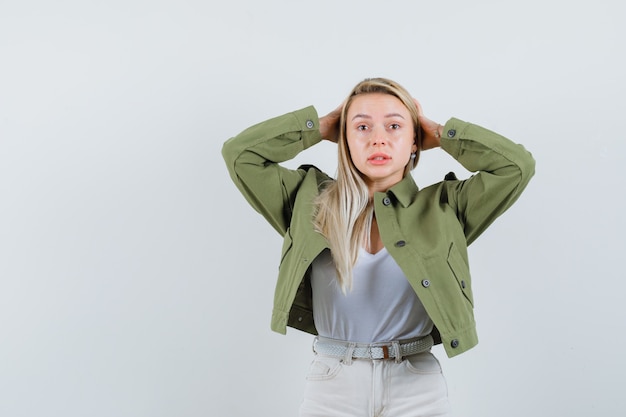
[[313, 78, 421, 293]]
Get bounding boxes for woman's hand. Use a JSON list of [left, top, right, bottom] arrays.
[[413, 99, 442, 150], [319, 104, 343, 143]]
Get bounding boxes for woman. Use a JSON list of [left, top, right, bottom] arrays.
[[222, 78, 535, 416]]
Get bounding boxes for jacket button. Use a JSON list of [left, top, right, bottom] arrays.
[[447, 129, 456, 138], [421, 279, 430, 288], [395, 240, 406, 247], [298, 317, 303, 322], [382, 197, 391, 206], [451, 339, 459, 348], [306, 120, 314, 129]]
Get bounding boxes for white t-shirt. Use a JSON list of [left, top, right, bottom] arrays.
[[311, 248, 433, 343]]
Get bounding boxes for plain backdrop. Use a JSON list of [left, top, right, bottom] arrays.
[[1, 0, 624, 416]]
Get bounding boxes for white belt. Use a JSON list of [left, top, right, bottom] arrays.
[[313, 335, 434, 361]]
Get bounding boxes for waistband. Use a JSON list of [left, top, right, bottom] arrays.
[[313, 335, 434, 362]]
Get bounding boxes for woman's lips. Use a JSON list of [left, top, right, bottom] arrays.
[[368, 153, 391, 165]]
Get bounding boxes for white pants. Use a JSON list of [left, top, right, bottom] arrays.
[[299, 351, 452, 417]]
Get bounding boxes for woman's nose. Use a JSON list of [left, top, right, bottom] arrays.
[[371, 127, 386, 146]]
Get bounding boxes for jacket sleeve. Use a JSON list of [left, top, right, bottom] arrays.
[[440, 118, 535, 245], [221, 106, 324, 236]]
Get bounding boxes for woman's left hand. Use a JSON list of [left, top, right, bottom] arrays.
[[413, 99, 442, 150]]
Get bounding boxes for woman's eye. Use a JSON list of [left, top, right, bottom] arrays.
[[357, 125, 368, 131], [389, 123, 400, 130]]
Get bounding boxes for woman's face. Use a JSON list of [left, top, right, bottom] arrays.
[[345, 93, 417, 193]]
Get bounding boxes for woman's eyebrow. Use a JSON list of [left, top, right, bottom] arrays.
[[351, 113, 371, 121], [351, 113, 405, 121]]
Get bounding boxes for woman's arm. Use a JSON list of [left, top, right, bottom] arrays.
[[438, 118, 535, 244], [222, 106, 326, 236], [414, 98, 534, 243]]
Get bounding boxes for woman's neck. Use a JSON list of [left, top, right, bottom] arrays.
[[365, 216, 384, 254]]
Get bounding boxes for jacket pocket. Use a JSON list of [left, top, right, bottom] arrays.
[[446, 242, 474, 306]]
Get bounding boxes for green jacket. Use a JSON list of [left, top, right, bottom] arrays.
[[222, 106, 535, 358]]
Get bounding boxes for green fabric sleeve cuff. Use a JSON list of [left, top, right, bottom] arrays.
[[439, 117, 471, 159], [291, 106, 323, 150]]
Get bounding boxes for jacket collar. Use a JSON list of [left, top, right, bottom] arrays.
[[386, 174, 419, 208]]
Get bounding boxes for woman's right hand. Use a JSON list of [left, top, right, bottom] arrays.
[[413, 98, 442, 150], [319, 104, 343, 143]]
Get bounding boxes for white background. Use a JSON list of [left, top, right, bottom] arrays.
[[1, 0, 624, 416]]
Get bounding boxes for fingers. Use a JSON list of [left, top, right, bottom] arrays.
[[412, 98, 436, 128], [323, 104, 343, 122], [412, 98, 423, 116], [319, 106, 342, 143]]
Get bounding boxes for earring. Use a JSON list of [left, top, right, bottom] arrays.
[[410, 153, 416, 160]]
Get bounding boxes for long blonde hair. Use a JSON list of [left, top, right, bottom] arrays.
[[313, 78, 422, 293]]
